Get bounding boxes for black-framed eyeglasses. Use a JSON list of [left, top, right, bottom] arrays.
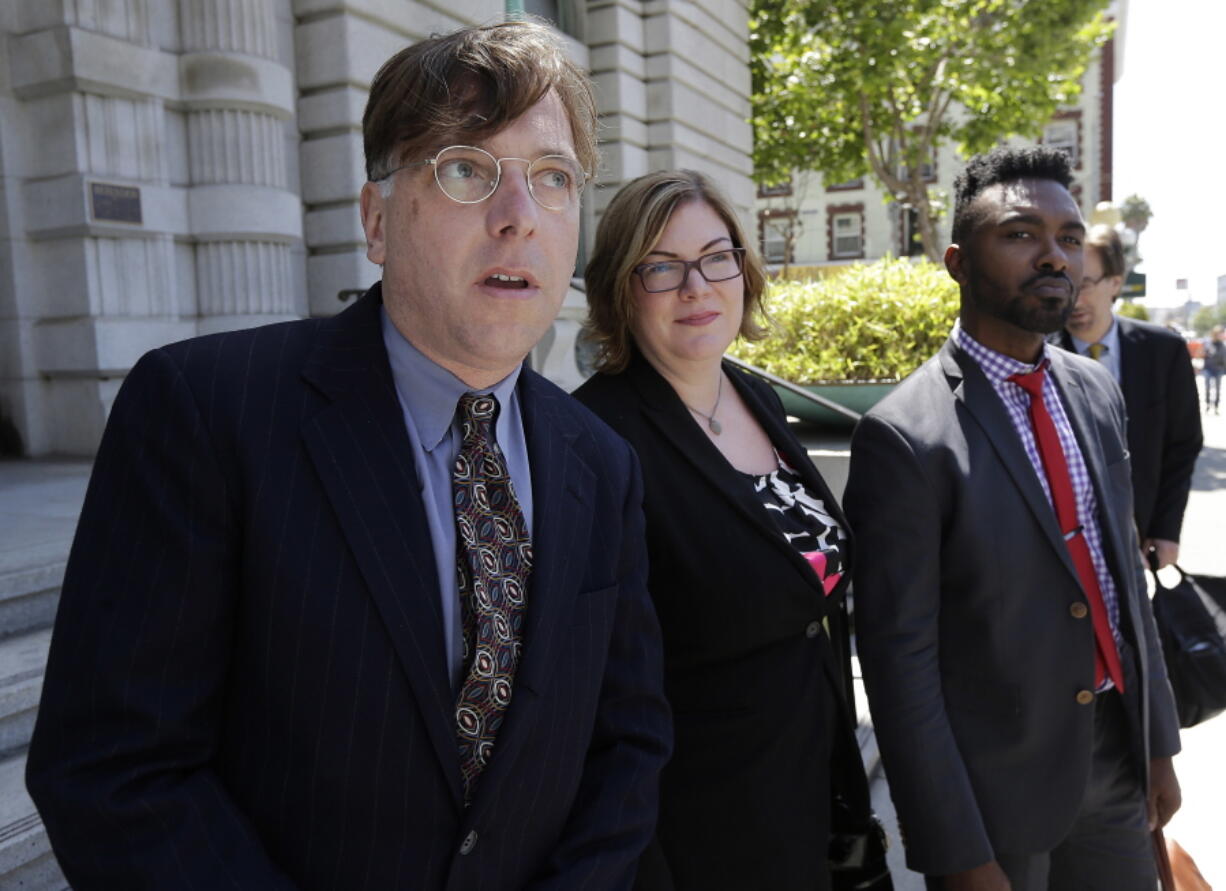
[[633, 248, 747, 293], [374, 145, 588, 211], [1081, 274, 1107, 290]]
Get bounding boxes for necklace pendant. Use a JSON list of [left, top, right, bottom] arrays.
[[708, 418, 722, 435]]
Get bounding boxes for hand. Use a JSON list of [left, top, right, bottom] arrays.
[[1148, 756, 1181, 830], [1143, 538, 1180, 570], [941, 860, 1011, 891]]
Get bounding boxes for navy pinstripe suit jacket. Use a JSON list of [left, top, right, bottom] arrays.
[[27, 285, 672, 890]]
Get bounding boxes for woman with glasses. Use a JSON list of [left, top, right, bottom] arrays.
[[574, 170, 885, 890]]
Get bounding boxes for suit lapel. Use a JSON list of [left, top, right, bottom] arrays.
[[628, 354, 829, 600], [299, 286, 463, 809], [1115, 316, 1146, 415], [941, 341, 1080, 582]]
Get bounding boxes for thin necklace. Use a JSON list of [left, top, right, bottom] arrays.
[[683, 373, 723, 435]]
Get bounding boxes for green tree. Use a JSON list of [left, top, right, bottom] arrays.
[[1191, 303, 1226, 336], [1116, 300, 1149, 322], [1120, 194, 1152, 233], [751, 0, 1114, 262]]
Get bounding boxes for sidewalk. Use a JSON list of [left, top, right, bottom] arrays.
[[1158, 406, 1226, 886], [0, 460, 90, 582]]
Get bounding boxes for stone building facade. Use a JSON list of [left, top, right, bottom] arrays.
[[0, 0, 754, 456]]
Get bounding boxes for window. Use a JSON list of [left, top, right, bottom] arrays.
[[902, 130, 936, 182], [524, 0, 582, 38], [764, 233, 788, 263], [833, 215, 861, 256], [1043, 114, 1081, 169], [900, 146, 937, 182], [827, 178, 864, 192], [759, 210, 796, 264], [826, 204, 864, 259], [759, 181, 793, 198]]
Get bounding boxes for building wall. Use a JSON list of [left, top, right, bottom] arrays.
[[0, 0, 754, 456], [0, 0, 305, 455]]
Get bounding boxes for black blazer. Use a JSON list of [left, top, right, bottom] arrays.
[[27, 286, 672, 890], [845, 340, 1181, 876], [1054, 316, 1202, 542], [575, 353, 871, 891]]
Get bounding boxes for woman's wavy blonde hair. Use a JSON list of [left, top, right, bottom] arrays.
[[583, 170, 768, 373]]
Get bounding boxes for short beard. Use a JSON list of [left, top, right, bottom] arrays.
[[967, 268, 1075, 335], [1000, 294, 1074, 335]]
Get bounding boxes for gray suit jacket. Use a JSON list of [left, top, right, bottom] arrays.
[[843, 337, 1180, 876]]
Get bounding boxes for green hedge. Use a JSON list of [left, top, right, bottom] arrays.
[[730, 257, 960, 384]]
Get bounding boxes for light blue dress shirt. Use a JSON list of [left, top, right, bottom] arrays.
[[1069, 315, 1122, 383], [380, 308, 534, 691]]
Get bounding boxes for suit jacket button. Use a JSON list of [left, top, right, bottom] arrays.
[[1069, 602, 1089, 619], [1076, 689, 1095, 705], [805, 620, 822, 639], [459, 830, 478, 855]]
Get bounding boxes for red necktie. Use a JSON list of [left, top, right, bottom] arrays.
[[1008, 365, 1125, 692]]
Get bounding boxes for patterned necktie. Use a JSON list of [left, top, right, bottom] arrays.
[[1008, 364, 1125, 692], [451, 393, 532, 804], [1088, 342, 1107, 361]]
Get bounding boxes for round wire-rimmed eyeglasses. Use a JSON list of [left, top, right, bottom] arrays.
[[375, 145, 589, 211], [633, 248, 747, 293]]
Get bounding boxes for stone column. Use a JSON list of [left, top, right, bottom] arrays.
[[0, 0, 302, 455], [3, 0, 189, 454], [178, 0, 302, 335]]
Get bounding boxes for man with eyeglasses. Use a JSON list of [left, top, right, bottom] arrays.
[[1051, 225, 1202, 570], [27, 21, 671, 890]]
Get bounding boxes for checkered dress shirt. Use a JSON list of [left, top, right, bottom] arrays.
[[954, 324, 1123, 645]]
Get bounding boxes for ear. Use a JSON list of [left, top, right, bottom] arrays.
[[359, 181, 387, 266], [1107, 273, 1125, 302], [944, 243, 968, 285]]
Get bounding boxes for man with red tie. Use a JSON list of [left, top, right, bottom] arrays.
[[845, 146, 1182, 891]]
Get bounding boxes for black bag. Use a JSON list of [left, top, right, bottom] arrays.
[[829, 794, 893, 890], [1150, 565, 1226, 728]]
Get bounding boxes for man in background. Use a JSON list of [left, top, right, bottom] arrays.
[[1054, 225, 1202, 569], [1200, 325, 1224, 414], [27, 21, 670, 890]]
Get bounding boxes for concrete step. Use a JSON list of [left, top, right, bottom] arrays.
[[0, 753, 67, 890], [0, 628, 52, 757], [0, 566, 62, 642], [0, 459, 88, 641]]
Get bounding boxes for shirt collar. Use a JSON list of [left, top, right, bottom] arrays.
[[952, 319, 1051, 383], [1068, 314, 1120, 357], [380, 307, 522, 452]]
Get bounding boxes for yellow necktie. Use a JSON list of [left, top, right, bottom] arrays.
[[1088, 342, 1106, 361]]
